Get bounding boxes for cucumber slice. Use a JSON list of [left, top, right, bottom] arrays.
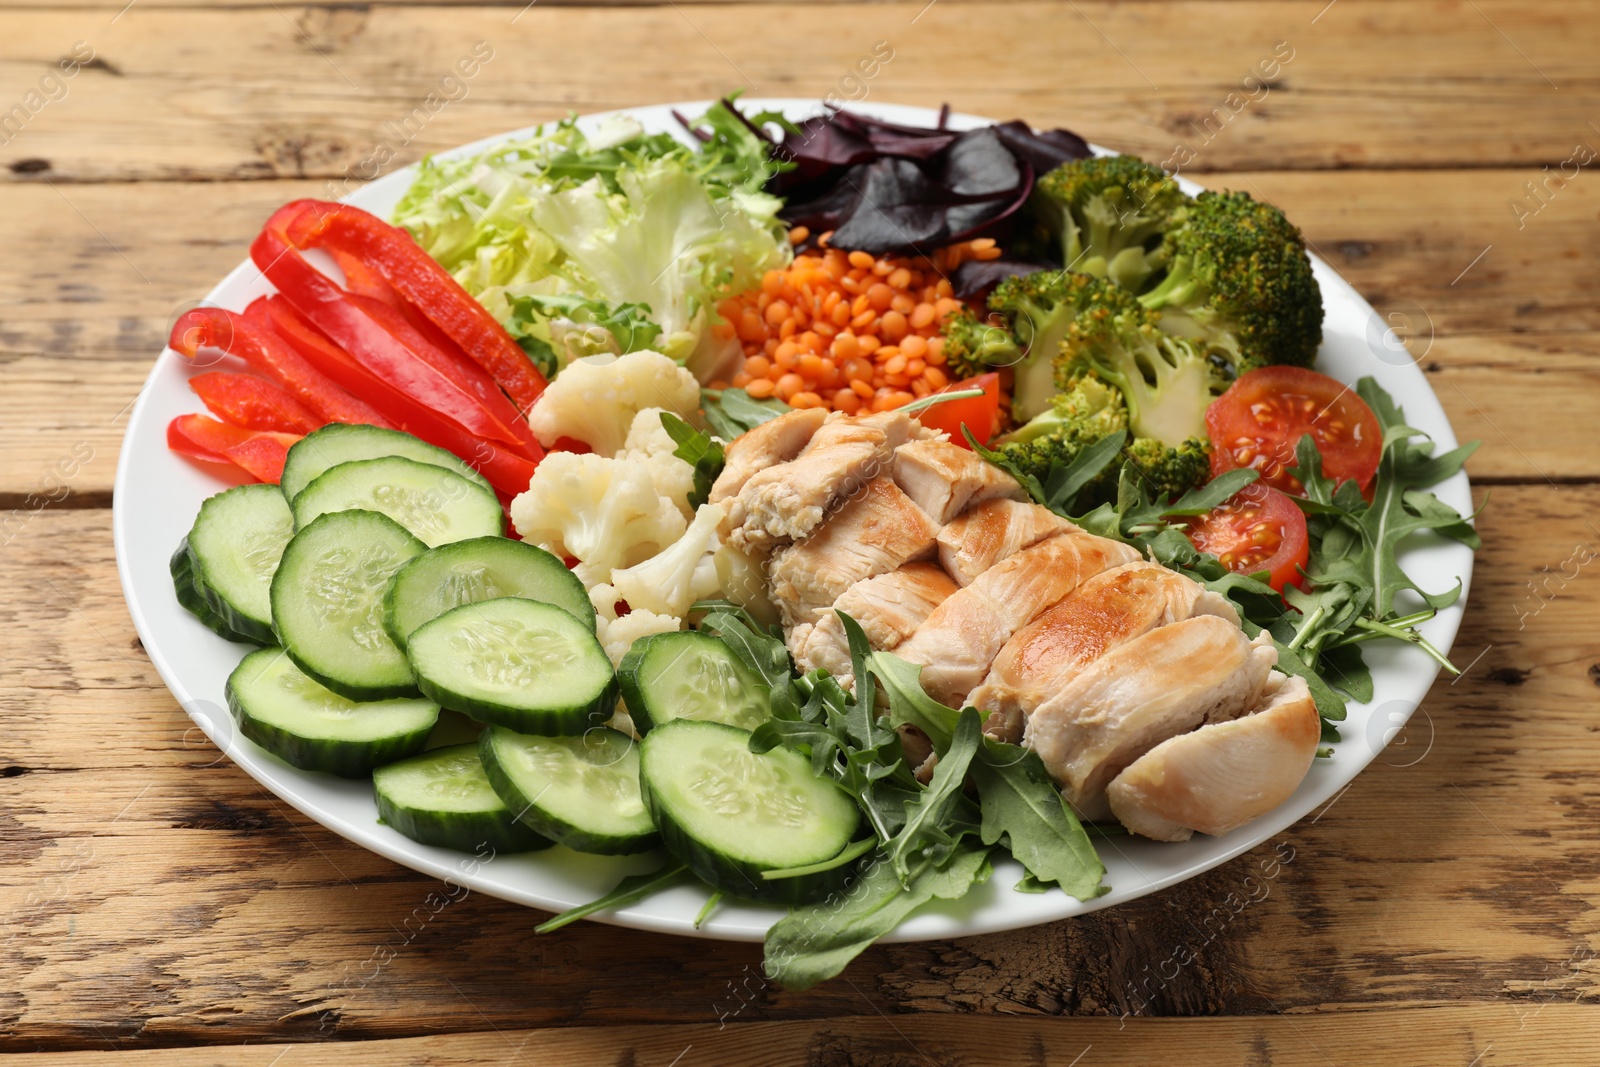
[[639, 720, 860, 904], [479, 726, 657, 854], [271, 509, 426, 700], [292, 456, 503, 548], [617, 631, 771, 735], [227, 647, 438, 777], [281, 423, 490, 503], [170, 539, 255, 643], [383, 537, 593, 647], [406, 598, 616, 735], [186, 483, 295, 645], [374, 743, 551, 853]]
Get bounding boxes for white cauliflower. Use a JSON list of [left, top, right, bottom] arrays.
[[612, 503, 725, 619], [588, 582, 681, 667], [619, 407, 698, 520], [510, 452, 686, 587], [527, 349, 699, 456]]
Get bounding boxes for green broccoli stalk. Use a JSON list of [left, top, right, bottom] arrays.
[[1033, 156, 1187, 292], [1137, 189, 1323, 372], [941, 270, 1130, 423], [1065, 302, 1217, 448]]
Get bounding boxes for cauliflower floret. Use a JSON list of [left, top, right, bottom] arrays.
[[527, 349, 699, 456], [588, 583, 682, 667], [510, 452, 686, 587], [619, 407, 698, 520], [612, 503, 725, 619]]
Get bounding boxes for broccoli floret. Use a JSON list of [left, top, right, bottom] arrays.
[[1063, 301, 1217, 449], [1137, 189, 1323, 372], [1033, 156, 1187, 292], [940, 270, 1130, 422], [991, 370, 1209, 508]]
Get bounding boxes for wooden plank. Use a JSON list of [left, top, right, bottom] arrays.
[[1, 166, 1595, 498], [5, 1008, 1598, 1066], [2, 488, 1594, 1048], [0, 2, 1592, 182]]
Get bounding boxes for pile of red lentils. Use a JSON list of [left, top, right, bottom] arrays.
[[710, 230, 1002, 413]]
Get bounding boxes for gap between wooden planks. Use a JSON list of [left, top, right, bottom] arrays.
[[3, 1009, 1595, 1065], [1, 491, 1594, 1046], [0, 2, 1590, 181]]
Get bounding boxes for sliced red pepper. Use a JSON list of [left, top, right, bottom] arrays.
[[256, 296, 540, 499], [285, 200, 547, 413], [167, 414, 301, 484], [251, 202, 534, 454], [169, 306, 389, 429], [188, 371, 322, 434]]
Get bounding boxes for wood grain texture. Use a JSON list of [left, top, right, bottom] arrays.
[[2, 166, 1598, 501], [2, 487, 1593, 1050], [0, 2, 1591, 183], [4, 1008, 1597, 1066]]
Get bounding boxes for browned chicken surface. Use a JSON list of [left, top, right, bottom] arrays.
[[708, 407, 826, 506], [1107, 673, 1319, 840], [721, 410, 927, 553], [936, 499, 1078, 585], [1025, 616, 1278, 820], [970, 561, 1243, 743], [892, 532, 1141, 707], [767, 476, 940, 628], [792, 562, 958, 679], [891, 438, 1026, 523]]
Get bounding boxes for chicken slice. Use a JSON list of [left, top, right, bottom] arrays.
[[1025, 616, 1277, 821], [892, 438, 1026, 523], [893, 532, 1141, 707], [708, 407, 827, 506], [936, 499, 1080, 586], [768, 476, 940, 628], [971, 561, 1242, 743], [794, 562, 959, 679], [722, 410, 926, 553], [1107, 673, 1320, 841]]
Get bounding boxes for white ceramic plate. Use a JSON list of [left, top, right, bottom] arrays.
[[113, 100, 1474, 943]]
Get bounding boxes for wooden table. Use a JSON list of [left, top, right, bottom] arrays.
[[3, 1, 1596, 1062]]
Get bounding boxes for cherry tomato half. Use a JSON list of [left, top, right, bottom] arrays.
[[1185, 482, 1309, 593], [914, 372, 1001, 448], [1206, 366, 1382, 495]]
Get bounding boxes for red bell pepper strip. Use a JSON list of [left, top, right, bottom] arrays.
[[169, 306, 389, 429], [188, 371, 322, 434], [251, 202, 534, 454], [285, 200, 548, 413], [167, 414, 301, 484], [257, 296, 540, 499]]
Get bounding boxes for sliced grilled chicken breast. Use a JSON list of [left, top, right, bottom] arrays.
[[1107, 673, 1320, 841], [936, 499, 1079, 586], [971, 561, 1242, 743], [892, 438, 1026, 523], [708, 407, 827, 505], [894, 532, 1141, 707], [794, 562, 959, 678], [722, 410, 927, 553], [768, 476, 941, 627], [1025, 616, 1277, 820]]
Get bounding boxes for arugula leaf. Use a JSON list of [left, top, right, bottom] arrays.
[[964, 426, 1129, 516], [884, 708, 983, 886], [701, 387, 789, 440], [659, 411, 725, 510], [762, 843, 994, 991], [535, 863, 692, 933], [970, 741, 1107, 900], [868, 650, 959, 750], [1163, 467, 1259, 516]]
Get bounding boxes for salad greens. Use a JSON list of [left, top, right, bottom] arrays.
[[392, 99, 789, 380]]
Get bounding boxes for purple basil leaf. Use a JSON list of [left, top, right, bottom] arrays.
[[992, 120, 1092, 173], [935, 127, 1022, 197]]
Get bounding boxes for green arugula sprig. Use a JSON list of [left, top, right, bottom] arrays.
[[700, 386, 789, 440], [659, 412, 725, 510]]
